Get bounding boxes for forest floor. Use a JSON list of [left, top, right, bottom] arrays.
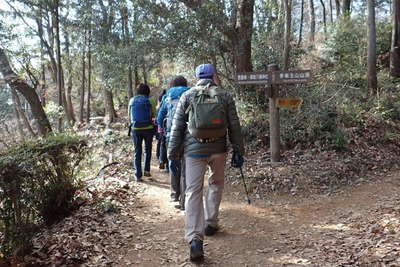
[[22, 147, 400, 267]]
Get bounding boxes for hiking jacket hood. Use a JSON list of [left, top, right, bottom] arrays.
[[157, 86, 190, 128], [167, 79, 245, 158]]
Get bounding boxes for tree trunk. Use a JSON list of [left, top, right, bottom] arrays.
[[104, 88, 117, 125], [80, 31, 86, 123], [180, 0, 254, 73], [342, 0, 351, 17], [367, 0, 378, 93], [309, 0, 316, 43], [53, 0, 63, 131], [86, 28, 92, 123], [142, 62, 147, 85], [390, 0, 400, 77], [335, 0, 341, 17], [37, 8, 47, 107], [64, 30, 76, 123], [121, 7, 133, 99], [320, 0, 327, 34], [0, 48, 52, 136], [134, 65, 140, 89], [329, 0, 333, 22], [11, 89, 26, 141], [282, 0, 292, 70], [298, 0, 304, 46], [128, 65, 133, 99], [233, 0, 254, 72], [11, 88, 36, 137]]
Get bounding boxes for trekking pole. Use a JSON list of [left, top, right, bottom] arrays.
[[239, 166, 251, 205]]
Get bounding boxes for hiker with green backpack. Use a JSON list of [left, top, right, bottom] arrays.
[[167, 64, 245, 262], [128, 84, 157, 182]]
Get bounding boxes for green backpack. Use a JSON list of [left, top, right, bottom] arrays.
[[186, 85, 228, 140]]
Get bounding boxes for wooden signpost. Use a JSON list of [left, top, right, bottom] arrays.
[[236, 66, 312, 162]]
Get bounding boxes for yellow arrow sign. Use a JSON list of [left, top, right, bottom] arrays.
[[276, 98, 303, 108]]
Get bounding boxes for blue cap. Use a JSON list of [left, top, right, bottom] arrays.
[[195, 64, 215, 79]]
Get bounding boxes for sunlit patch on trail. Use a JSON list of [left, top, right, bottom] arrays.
[[220, 201, 286, 222], [312, 223, 352, 231], [268, 254, 312, 265]]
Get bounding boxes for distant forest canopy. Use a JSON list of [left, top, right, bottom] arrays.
[[0, 0, 399, 143]]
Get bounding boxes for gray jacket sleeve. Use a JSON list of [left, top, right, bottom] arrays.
[[167, 92, 189, 160], [226, 94, 245, 156]]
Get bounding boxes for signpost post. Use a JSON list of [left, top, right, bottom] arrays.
[[235, 67, 311, 162], [268, 64, 280, 162]]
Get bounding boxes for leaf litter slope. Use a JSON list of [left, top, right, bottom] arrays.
[[25, 153, 400, 266]]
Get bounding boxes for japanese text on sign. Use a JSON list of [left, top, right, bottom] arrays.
[[273, 70, 312, 84], [236, 70, 311, 85], [236, 72, 270, 84]]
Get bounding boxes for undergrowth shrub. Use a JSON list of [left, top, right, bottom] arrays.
[[0, 135, 87, 257], [236, 93, 269, 143]]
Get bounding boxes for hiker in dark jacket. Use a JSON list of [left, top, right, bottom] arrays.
[[167, 64, 244, 262], [128, 84, 157, 182], [157, 76, 190, 208]]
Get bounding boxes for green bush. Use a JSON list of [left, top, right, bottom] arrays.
[[44, 101, 65, 126], [0, 135, 87, 257], [322, 17, 367, 88]]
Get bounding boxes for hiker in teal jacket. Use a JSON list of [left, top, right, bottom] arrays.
[[157, 76, 190, 208], [128, 83, 157, 182]]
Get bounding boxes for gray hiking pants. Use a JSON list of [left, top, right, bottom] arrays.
[[184, 153, 227, 243]]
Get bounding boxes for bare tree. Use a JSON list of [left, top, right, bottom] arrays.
[[367, 0, 378, 93], [86, 28, 92, 123], [52, 0, 63, 131], [282, 0, 292, 70], [342, 0, 351, 17], [80, 31, 86, 123], [309, 0, 316, 43], [320, 0, 327, 34], [390, 0, 400, 77], [64, 30, 76, 123], [121, 7, 133, 100], [11, 88, 26, 141], [298, 0, 305, 46], [36, 7, 47, 106], [178, 0, 255, 72], [11, 88, 36, 137], [0, 48, 52, 136], [335, 0, 341, 17]]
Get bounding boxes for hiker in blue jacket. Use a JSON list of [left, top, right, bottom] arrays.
[[157, 76, 190, 207], [128, 83, 157, 182]]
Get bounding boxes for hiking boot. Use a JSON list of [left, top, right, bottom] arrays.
[[174, 204, 184, 210], [189, 238, 204, 262], [134, 175, 142, 182], [143, 171, 151, 177], [204, 225, 219, 236], [159, 162, 165, 169], [170, 197, 179, 202]]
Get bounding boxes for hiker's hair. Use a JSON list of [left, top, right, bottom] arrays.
[[170, 75, 187, 88], [136, 83, 150, 96]]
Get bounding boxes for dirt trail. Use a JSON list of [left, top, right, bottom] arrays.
[[105, 162, 400, 267]]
